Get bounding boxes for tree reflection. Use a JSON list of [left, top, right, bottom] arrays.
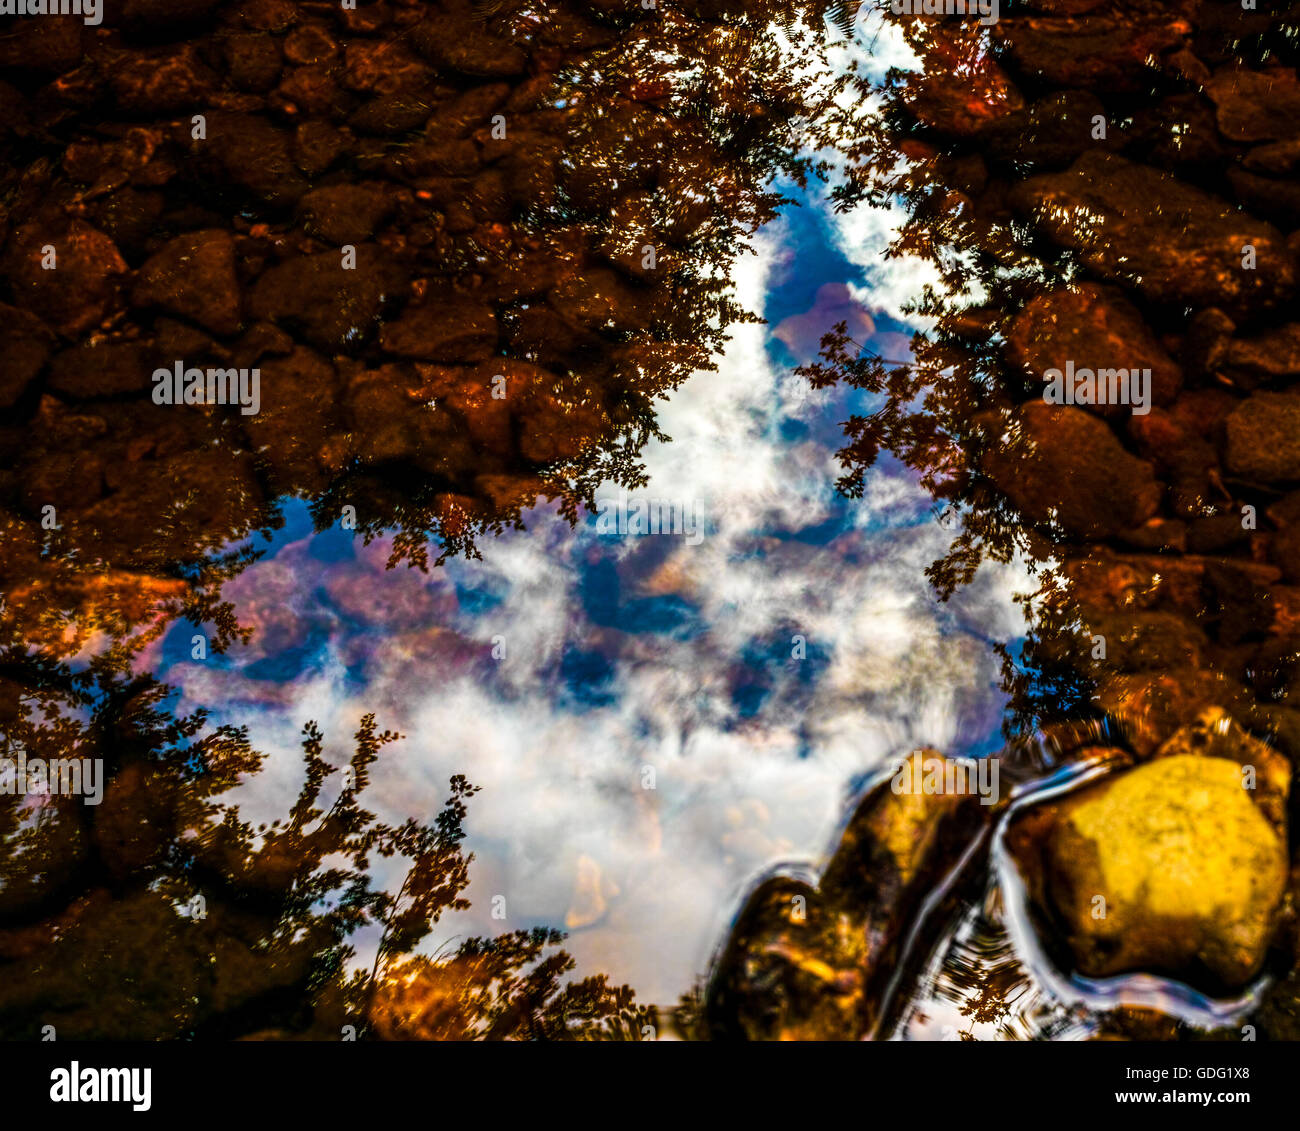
[[0, 690, 652, 1040]]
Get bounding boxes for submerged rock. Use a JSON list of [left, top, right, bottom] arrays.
[[983, 402, 1162, 539], [995, 14, 1191, 94], [1012, 715, 1289, 991], [1205, 67, 1300, 143], [131, 229, 241, 336], [1224, 391, 1300, 483], [1005, 283, 1182, 414], [248, 246, 406, 351], [702, 749, 992, 1039], [1012, 151, 1297, 316]]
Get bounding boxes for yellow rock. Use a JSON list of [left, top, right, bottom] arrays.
[[1046, 754, 1287, 988]]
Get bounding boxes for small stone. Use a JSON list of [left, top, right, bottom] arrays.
[[983, 402, 1162, 538], [1206, 67, 1300, 143], [996, 14, 1191, 95], [1228, 167, 1300, 229], [0, 305, 54, 407], [248, 246, 406, 351], [905, 32, 1024, 137], [0, 17, 82, 72], [380, 301, 497, 361], [111, 45, 216, 114], [1225, 391, 1300, 483], [1012, 152, 1297, 316], [296, 184, 394, 246], [48, 340, 156, 398], [131, 230, 241, 336], [1223, 323, 1300, 382], [3, 220, 127, 337], [1245, 137, 1300, 175], [1005, 283, 1182, 414], [224, 33, 283, 93], [293, 120, 348, 176], [283, 26, 337, 65], [192, 113, 306, 206]]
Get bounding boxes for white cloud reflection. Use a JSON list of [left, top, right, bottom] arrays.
[[158, 203, 1029, 1010]]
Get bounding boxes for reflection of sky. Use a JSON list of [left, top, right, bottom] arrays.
[[141, 172, 1029, 1007]]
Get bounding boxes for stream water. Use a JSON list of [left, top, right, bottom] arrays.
[[1, 0, 1299, 1042]]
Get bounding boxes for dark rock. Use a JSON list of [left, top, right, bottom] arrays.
[[3, 220, 127, 336], [1181, 307, 1236, 379], [274, 64, 353, 118], [989, 91, 1111, 168], [223, 32, 283, 93], [91, 187, 166, 259], [1005, 283, 1182, 414], [905, 35, 1024, 137], [342, 360, 445, 466], [342, 39, 433, 95], [995, 14, 1190, 94], [241, 346, 341, 492], [409, 13, 528, 77], [191, 113, 307, 206], [1206, 67, 1300, 143], [1225, 392, 1300, 483], [47, 339, 156, 398], [110, 45, 216, 114], [293, 119, 348, 175], [1223, 323, 1300, 383], [983, 401, 1162, 538], [1185, 514, 1253, 554], [22, 446, 107, 515], [296, 184, 394, 246], [131, 230, 241, 336], [0, 305, 55, 407], [379, 300, 497, 361], [1228, 167, 1300, 229], [348, 92, 435, 135], [152, 317, 215, 359], [248, 245, 406, 351], [1081, 610, 1207, 672], [338, 1, 392, 35], [549, 267, 648, 333], [0, 16, 82, 72], [1126, 95, 1232, 169], [229, 320, 294, 368], [283, 25, 337, 65], [1012, 152, 1297, 316], [1244, 138, 1300, 175]]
